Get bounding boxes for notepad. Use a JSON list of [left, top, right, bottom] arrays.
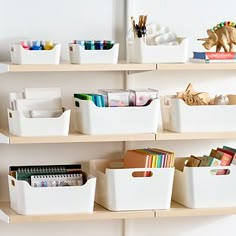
[[31, 173, 83, 187], [15, 98, 63, 117], [9, 164, 82, 185], [24, 87, 61, 99]]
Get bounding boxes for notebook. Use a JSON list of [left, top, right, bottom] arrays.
[[9, 164, 82, 185], [31, 173, 83, 187]]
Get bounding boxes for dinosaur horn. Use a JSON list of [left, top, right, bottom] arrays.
[[197, 38, 208, 41]]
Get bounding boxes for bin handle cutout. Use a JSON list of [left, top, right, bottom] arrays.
[[75, 101, 80, 107], [132, 171, 153, 178], [9, 112, 12, 118], [210, 169, 230, 176], [69, 46, 73, 51], [11, 47, 14, 52], [11, 179, 15, 187]]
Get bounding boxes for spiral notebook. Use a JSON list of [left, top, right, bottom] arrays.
[[31, 173, 83, 187], [9, 164, 82, 186]]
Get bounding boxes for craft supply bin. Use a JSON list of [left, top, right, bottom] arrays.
[[69, 43, 119, 64], [89, 159, 174, 211], [8, 173, 96, 215], [74, 98, 160, 135], [127, 37, 189, 63], [10, 44, 61, 64], [161, 96, 236, 132], [172, 158, 236, 208], [8, 109, 71, 136]]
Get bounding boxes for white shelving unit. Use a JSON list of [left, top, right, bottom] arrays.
[[1, 2, 236, 236]]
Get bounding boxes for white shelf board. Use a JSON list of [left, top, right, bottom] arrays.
[[8, 131, 155, 144], [156, 131, 236, 140], [157, 62, 236, 70], [1, 201, 236, 223], [156, 201, 236, 218], [0, 202, 154, 224], [8, 62, 157, 72]]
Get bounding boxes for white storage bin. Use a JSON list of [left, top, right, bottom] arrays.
[[10, 44, 61, 64], [127, 37, 189, 63], [69, 43, 119, 64], [75, 98, 160, 135], [8, 109, 70, 136], [172, 158, 236, 208], [161, 96, 236, 132], [89, 159, 174, 211], [8, 173, 96, 215]]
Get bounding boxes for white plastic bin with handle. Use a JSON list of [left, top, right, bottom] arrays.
[[172, 158, 236, 208], [89, 159, 174, 211], [8, 173, 96, 215], [10, 44, 61, 64]]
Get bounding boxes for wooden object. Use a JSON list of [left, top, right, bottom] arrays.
[[198, 26, 236, 52]]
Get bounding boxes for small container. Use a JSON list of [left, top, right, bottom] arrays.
[[95, 40, 104, 50], [85, 40, 95, 50]]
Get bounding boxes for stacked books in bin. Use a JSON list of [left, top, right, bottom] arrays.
[[190, 51, 236, 63], [124, 148, 175, 177], [9, 164, 84, 187], [185, 145, 236, 175]]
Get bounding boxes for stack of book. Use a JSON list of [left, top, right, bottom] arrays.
[[190, 51, 236, 63], [123, 148, 175, 177], [185, 145, 236, 175]]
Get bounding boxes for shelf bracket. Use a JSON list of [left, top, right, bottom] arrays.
[[122, 219, 133, 236], [0, 132, 10, 144], [0, 209, 10, 223]]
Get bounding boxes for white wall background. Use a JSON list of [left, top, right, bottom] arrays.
[[0, 0, 236, 235]]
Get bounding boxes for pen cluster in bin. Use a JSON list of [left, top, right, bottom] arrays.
[[74, 88, 159, 107], [72, 40, 115, 50], [20, 40, 55, 50]]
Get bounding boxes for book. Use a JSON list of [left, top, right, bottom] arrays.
[[9, 164, 82, 185], [222, 146, 236, 165], [123, 150, 152, 177], [213, 148, 233, 175], [193, 51, 236, 60], [190, 58, 236, 63], [31, 173, 83, 187], [185, 155, 202, 167], [191, 51, 236, 63], [151, 148, 175, 168]]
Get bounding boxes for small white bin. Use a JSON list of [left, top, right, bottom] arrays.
[[8, 173, 96, 215], [161, 96, 236, 132], [74, 98, 160, 135], [172, 158, 236, 208], [8, 109, 70, 136], [89, 159, 174, 211], [69, 43, 119, 64], [10, 44, 61, 64], [127, 37, 189, 63]]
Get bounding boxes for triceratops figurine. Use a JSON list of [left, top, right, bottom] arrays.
[[198, 21, 236, 52]]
